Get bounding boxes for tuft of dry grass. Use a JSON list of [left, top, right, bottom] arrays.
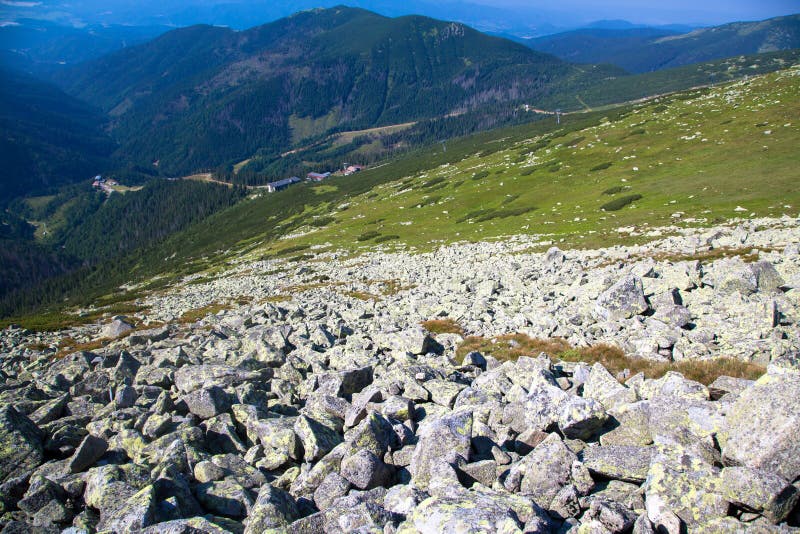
[[421, 318, 465, 336], [24, 342, 52, 352], [263, 295, 292, 303], [343, 290, 380, 302], [651, 246, 763, 264], [671, 358, 765, 384], [178, 303, 231, 324], [379, 279, 417, 296], [456, 333, 765, 385], [55, 337, 109, 359], [456, 334, 571, 362]]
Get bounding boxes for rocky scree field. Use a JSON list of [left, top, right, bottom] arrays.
[[1, 212, 800, 532], [1, 65, 800, 534]]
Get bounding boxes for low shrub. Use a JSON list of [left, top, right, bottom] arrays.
[[309, 216, 335, 227], [356, 231, 381, 242], [590, 162, 613, 172], [601, 194, 643, 211], [374, 234, 400, 243]]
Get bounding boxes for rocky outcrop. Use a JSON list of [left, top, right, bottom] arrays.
[[0, 217, 798, 532]]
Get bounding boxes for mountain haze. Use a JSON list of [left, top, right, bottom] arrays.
[[527, 14, 800, 72]]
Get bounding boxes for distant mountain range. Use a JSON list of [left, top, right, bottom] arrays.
[[525, 14, 800, 73], [0, 20, 169, 74]]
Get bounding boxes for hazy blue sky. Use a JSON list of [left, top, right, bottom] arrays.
[[482, 0, 800, 25], [0, 0, 797, 30]]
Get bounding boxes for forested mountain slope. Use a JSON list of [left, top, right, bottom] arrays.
[[54, 6, 615, 176], [0, 68, 115, 202]]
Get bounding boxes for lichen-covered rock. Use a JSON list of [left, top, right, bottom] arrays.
[[379, 327, 434, 355], [313, 472, 351, 511], [582, 445, 654, 484], [719, 466, 799, 524], [243, 484, 299, 533], [410, 409, 472, 490], [195, 479, 254, 519], [68, 434, 108, 473], [183, 386, 231, 420], [321, 488, 395, 532], [595, 275, 649, 321], [645, 438, 728, 529], [316, 366, 374, 400], [400, 493, 526, 533], [504, 433, 577, 510], [174, 364, 262, 394], [340, 449, 394, 490], [583, 363, 637, 411], [558, 396, 608, 440], [722, 372, 800, 481], [101, 317, 135, 339], [98, 484, 157, 533], [424, 379, 466, 408], [0, 405, 44, 483], [581, 499, 639, 533], [294, 414, 343, 462]]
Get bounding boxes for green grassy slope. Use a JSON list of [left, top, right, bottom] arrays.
[[4, 64, 798, 324], [256, 65, 800, 254]]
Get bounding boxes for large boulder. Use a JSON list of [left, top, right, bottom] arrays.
[[243, 484, 299, 533], [101, 316, 135, 339], [504, 433, 576, 510], [0, 405, 44, 483], [583, 363, 637, 411], [722, 372, 800, 481], [595, 275, 649, 321], [720, 466, 799, 524], [174, 365, 262, 394], [410, 410, 473, 490], [294, 415, 342, 462], [183, 386, 231, 420], [340, 449, 394, 490], [582, 445, 654, 484]]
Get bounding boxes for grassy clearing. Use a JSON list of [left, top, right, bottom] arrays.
[[421, 318, 465, 336], [0, 302, 148, 332], [455, 333, 764, 385]]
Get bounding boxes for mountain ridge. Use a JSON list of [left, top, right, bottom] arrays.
[[53, 6, 603, 176], [526, 13, 800, 73]]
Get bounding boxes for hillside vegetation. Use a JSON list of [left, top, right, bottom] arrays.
[[54, 7, 614, 177], [526, 14, 800, 73], [252, 65, 800, 254], [0, 68, 115, 202], [4, 63, 798, 325]]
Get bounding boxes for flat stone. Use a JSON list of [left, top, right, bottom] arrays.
[[722, 372, 800, 481], [582, 445, 654, 484], [68, 435, 108, 473], [0, 405, 44, 483]]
